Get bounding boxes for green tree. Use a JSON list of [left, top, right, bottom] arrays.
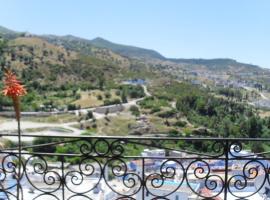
[[247, 116, 262, 138], [98, 74, 105, 90], [86, 111, 93, 119], [121, 91, 128, 103], [0, 38, 7, 69]]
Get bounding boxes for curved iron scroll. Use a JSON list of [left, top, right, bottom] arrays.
[[0, 136, 270, 199]]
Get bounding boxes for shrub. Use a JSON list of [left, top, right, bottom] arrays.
[[121, 92, 128, 103], [86, 111, 93, 119], [168, 129, 181, 137], [104, 91, 111, 99], [33, 137, 61, 153], [75, 93, 81, 100], [158, 109, 177, 118], [139, 96, 168, 110], [115, 90, 121, 96], [120, 85, 145, 99], [3, 139, 16, 148], [67, 104, 77, 111], [150, 107, 161, 114], [103, 98, 121, 106], [174, 120, 187, 127], [183, 127, 192, 136], [130, 105, 140, 116], [97, 94, 103, 100]]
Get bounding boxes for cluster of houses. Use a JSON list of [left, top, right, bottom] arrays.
[[187, 71, 263, 90], [179, 70, 270, 109]]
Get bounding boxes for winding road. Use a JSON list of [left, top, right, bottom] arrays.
[[0, 84, 151, 142]]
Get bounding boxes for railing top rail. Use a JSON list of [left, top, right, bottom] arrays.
[[0, 133, 269, 141]]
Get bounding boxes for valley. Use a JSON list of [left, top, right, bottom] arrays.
[[1, 25, 270, 154]]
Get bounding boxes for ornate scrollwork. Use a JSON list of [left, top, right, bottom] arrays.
[[93, 139, 110, 156], [79, 140, 93, 155], [25, 155, 61, 193], [228, 160, 267, 199], [229, 141, 244, 158], [0, 153, 24, 200], [1, 137, 270, 199], [145, 159, 185, 198], [65, 157, 102, 194], [79, 139, 126, 157], [186, 160, 224, 198], [103, 158, 142, 197], [0, 154, 22, 190], [110, 139, 126, 156], [211, 140, 225, 157]]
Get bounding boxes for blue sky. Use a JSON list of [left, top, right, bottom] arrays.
[[0, 0, 270, 67]]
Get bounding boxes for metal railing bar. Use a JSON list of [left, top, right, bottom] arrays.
[[2, 133, 270, 141]]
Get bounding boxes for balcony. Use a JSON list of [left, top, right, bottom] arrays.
[[0, 134, 270, 200]]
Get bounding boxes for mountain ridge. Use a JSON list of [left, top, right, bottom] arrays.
[[0, 25, 263, 72], [90, 37, 166, 60]]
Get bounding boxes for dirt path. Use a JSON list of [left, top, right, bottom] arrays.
[[0, 85, 152, 141]]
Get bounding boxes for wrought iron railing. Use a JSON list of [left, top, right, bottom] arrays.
[[0, 134, 270, 200]]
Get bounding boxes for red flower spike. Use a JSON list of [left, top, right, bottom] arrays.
[[2, 70, 27, 98], [2, 70, 27, 120]]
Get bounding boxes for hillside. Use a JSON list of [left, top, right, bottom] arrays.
[[41, 33, 263, 74], [0, 25, 268, 85], [90, 37, 165, 60], [2, 25, 270, 147], [40, 35, 132, 68], [0, 26, 16, 35], [0, 36, 130, 89], [0, 25, 21, 39], [169, 58, 260, 72]]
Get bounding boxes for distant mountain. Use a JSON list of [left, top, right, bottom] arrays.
[[40, 34, 132, 68], [0, 26, 153, 88], [90, 37, 165, 60], [40, 35, 165, 61], [45, 34, 260, 72], [169, 58, 260, 71], [0, 26, 16, 35], [0, 25, 265, 76], [0, 26, 20, 39]]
